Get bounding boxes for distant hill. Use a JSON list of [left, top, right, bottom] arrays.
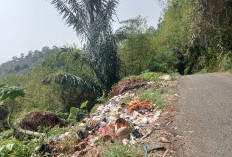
[[0, 46, 58, 80]]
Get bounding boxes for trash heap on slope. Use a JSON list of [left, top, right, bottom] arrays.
[[68, 90, 163, 157], [45, 77, 174, 156]]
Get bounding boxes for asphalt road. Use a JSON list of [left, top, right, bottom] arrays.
[[173, 73, 232, 157]]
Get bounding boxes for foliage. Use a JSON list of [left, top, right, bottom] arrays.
[[41, 47, 100, 111], [0, 84, 26, 129], [56, 111, 69, 120], [43, 73, 96, 93], [41, 47, 97, 82], [101, 142, 143, 157], [0, 48, 100, 128], [134, 72, 163, 82], [67, 101, 88, 122], [0, 104, 8, 121], [96, 90, 107, 103], [0, 67, 61, 128], [121, 72, 179, 83], [0, 129, 14, 141], [0, 138, 41, 157], [51, 0, 120, 91], [0, 125, 73, 157], [116, 15, 177, 77], [156, 0, 232, 74], [0, 84, 25, 101], [80, 101, 88, 109], [221, 52, 232, 72], [67, 107, 87, 122]]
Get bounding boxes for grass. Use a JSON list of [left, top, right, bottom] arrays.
[[101, 142, 143, 157], [138, 87, 170, 108], [120, 72, 180, 83]]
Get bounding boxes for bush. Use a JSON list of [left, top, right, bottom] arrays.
[[0, 138, 41, 157], [221, 52, 232, 72]]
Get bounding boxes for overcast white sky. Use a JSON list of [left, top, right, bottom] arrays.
[[0, 0, 162, 64]]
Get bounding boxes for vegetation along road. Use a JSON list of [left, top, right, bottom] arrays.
[[173, 73, 232, 157]]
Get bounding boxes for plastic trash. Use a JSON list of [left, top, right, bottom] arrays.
[[142, 117, 148, 124], [99, 127, 108, 134], [77, 130, 89, 139], [131, 129, 143, 138], [39, 143, 51, 155], [98, 121, 106, 127], [116, 127, 130, 140], [122, 139, 129, 145], [152, 110, 161, 122]]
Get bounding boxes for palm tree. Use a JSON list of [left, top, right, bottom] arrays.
[[51, 0, 120, 91]]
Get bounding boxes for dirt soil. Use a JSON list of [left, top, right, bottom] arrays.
[[109, 78, 148, 97], [21, 111, 68, 131]]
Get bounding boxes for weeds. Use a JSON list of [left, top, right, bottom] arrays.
[[138, 87, 170, 108], [0, 137, 42, 157], [101, 142, 143, 157], [97, 90, 107, 103], [121, 72, 179, 83]]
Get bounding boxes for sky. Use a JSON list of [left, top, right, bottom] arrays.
[[0, 0, 162, 64]]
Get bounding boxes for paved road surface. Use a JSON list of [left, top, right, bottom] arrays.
[[174, 73, 232, 157]]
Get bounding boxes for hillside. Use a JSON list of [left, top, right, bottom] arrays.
[[0, 46, 57, 80]]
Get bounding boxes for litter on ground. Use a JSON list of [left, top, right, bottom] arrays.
[[45, 79, 175, 156]]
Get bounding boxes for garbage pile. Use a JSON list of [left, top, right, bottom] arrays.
[[68, 89, 164, 156]]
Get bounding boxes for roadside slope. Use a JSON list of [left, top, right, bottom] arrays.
[[173, 73, 232, 157]]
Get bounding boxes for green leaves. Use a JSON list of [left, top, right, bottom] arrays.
[[6, 143, 15, 151], [43, 73, 96, 93], [0, 84, 26, 102], [51, 0, 120, 91], [67, 107, 79, 121], [51, 0, 119, 38], [67, 101, 88, 122], [0, 84, 26, 129], [80, 101, 88, 109], [0, 138, 40, 157]]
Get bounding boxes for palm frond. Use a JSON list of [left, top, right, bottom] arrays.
[[103, 0, 118, 21], [50, 0, 120, 90], [42, 73, 96, 92], [51, 0, 88, 37]]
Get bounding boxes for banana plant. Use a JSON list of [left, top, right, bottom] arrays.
[[0, 84, 26, 129]]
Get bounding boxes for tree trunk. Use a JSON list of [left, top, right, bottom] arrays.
[[7, 102, 14, 129]]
